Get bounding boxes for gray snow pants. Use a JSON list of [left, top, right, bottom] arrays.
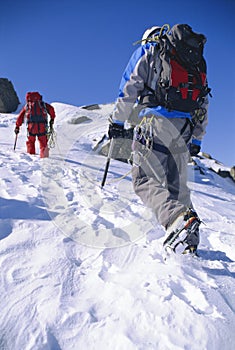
[[132, 116, 194, 230]]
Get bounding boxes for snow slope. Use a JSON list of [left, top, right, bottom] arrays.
[[0, 102, 235, 350]]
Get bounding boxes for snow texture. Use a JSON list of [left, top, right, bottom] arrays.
[[0, 102, 235, 350]]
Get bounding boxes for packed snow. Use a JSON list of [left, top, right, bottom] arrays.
[[0, 102, 235, 350]]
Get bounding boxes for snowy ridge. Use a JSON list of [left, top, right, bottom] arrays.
[[0, 103, 235, 350]]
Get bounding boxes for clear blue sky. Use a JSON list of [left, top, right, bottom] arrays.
[[1, 0, 235, 166]]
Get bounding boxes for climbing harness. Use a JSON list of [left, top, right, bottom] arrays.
[[132, 115, 154, 166]]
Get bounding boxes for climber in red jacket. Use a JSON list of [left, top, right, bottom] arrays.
[[15, 92, 56, 158]]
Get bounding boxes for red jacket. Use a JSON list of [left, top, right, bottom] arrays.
[[16, 102, 56, 136]]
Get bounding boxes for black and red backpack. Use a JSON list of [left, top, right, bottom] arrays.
[[148, 24, 211, 114], [25, 92, 48, 124]]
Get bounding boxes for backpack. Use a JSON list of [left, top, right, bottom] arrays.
[[148, 24, 211, 114], [25, 92, 48, 124]]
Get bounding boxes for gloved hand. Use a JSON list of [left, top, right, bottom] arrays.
[[49, 119, 54, 129], [108, 120, 134, 140], [108, 121, 125, 139], [14, 126, 20, 134], [189, 143, 201, 156]]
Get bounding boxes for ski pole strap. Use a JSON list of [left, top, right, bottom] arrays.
[[104, 168, 132, 186]]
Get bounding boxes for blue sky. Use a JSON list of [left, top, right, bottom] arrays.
[[1, 0, 235, 166]]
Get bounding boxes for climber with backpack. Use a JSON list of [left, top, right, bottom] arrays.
[[14, 92, 56, 158], [108, 24, 211, 255]]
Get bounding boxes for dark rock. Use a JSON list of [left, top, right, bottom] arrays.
[[0, 78, 20, 113], [217, 169, 230, 178], [68, 115, 91, 124], [82, 104, 100, 110]]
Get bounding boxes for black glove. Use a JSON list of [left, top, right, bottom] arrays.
[[189, 143, 201, 156], [108, 121, 134, 140], [49, 119, 54, 129], [15, 126, 20, 134], [108, 122, 125, 139]]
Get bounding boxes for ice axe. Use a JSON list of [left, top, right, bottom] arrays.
[[13, 133, 18, 151], [101, 137, 115, 188]]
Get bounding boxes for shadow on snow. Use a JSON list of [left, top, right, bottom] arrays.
[[0, 197, 56, 221]]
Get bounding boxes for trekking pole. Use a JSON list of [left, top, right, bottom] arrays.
[[101, 137, 115, 188], [13, 134, 18, 151]]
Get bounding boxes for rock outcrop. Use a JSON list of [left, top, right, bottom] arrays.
[[0, 78, 20, 113]]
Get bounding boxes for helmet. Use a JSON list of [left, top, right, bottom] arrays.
[[141, 26, 161, 45]]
